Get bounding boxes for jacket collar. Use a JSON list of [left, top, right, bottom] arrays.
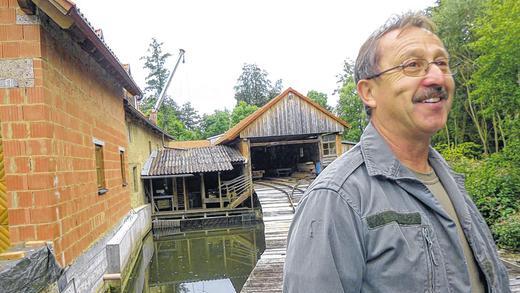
[[360, 122, 448, 179]]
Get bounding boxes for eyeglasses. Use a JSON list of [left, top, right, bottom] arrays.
[[365, 58, 457, 80]]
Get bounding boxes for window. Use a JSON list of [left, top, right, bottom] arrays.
[[322, 134, 336, 156], [120, 150, 127, 186], [94, 142, 107, 195], [148, 141, 152, 155], [132, 166, 138, 192]]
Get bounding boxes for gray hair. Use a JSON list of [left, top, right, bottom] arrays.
[[354, 12, 437, 116]]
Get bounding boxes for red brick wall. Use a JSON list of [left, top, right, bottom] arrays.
[[1, 2, 131, 265]]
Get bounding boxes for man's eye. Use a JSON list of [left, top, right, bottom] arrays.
[[435, 60, 449, 67], [404, 61, 420, 68]]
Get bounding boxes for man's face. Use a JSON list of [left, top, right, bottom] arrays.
[[369, 27, 455, 139]]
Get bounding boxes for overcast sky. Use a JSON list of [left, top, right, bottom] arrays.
[[73, 0, 436, 115]]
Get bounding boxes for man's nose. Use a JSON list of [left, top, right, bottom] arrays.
[[422, 63, 447, 86]]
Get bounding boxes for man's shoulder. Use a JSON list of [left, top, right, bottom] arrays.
[[312, 145, 364, 188], [304, 144, 371, 214]]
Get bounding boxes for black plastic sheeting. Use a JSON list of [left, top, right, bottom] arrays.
[[0, 244, 63, 293]]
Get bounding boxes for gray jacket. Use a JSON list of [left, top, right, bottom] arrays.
[[283, 123, 510, 293]]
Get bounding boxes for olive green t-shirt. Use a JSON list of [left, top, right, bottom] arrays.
[[413, 169, 486, 293]]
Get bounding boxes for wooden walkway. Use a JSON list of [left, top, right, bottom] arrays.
[[241, 179, 307, 293]]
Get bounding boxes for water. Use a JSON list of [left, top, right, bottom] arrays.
[[125, 224, 266, 293]]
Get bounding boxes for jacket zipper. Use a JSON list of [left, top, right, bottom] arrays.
[[422, 227, 438, 292]]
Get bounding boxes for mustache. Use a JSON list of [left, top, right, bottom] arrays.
[[412, 86, 448, 103]]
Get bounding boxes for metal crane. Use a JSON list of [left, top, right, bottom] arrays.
[[149, 48, 185, 124]]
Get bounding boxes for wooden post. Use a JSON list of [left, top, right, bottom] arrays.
[[200, 173, 206, 209], [149, 179, 155, 214], [218, 172, 223, 208], [183, 177, 188, 211], [336, 134, 342, 156], [173, 177, 178, 211]]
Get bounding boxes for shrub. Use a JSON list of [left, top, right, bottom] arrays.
[[441, 142, 520, 250], [493, 212, 520, 251]]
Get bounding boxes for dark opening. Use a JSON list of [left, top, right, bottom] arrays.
[[250, 143, 319, 177]]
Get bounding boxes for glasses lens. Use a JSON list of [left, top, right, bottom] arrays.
[[402, 59, 428, 77], [403, 58, 457, 77]]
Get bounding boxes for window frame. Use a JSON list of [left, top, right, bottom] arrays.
[[322, 134, 337, 157], [93, 138, 108, 195], [119, 147, 127, 187]]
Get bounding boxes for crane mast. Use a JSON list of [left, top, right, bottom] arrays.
[[149, 48, 185, 124]]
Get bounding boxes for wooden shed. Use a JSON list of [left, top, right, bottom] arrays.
[[217, 87, 349, 184], [141, 145, 254, 219]]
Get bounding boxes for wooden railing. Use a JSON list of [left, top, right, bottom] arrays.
[[222, 174, 253, 208]]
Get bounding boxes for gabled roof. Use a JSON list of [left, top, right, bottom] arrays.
[[20, 0, 142, 96], [142, 146, 245, 177], [216, 87, 349, 145]]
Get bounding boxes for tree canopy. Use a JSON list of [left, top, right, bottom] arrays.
[[334, 58, 367, 142], [231, 101, 258, 127], [306, 90, 332, 111], [233, 63, 283, 107], [140, 38, 171, 107]]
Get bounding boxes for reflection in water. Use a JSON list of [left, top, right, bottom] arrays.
[[125, 224, 266, 293]]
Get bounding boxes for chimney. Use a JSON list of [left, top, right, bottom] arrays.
[[149, 110, 158, 125]]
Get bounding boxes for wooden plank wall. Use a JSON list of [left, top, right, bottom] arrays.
[[241, 93, 344, 138]]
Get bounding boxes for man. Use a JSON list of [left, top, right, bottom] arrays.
[[283, 12, 510, 293]]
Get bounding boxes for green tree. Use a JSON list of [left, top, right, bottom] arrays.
[[231, 101, 258, 126], [469, 0, 520, 152], [201, 110, 231, 138], [306, 90, 332, 111], [334, 58, 366, 142], [430, 0, 489, 151], [156, 98, 184, 139], [234, 63, 283, 107], [140, 38, 172, 108], [178, 102, 201, 131]]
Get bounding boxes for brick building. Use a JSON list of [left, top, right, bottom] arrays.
[[0, 1, 156, 291]]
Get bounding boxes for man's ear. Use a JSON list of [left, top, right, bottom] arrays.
[[357, 80, 377, 110]]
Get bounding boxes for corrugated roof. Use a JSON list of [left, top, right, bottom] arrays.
[[216, 87, 349, 145], [145, 145, 245, 176]]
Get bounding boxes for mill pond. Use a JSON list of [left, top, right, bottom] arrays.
[[124, 224, 266, 293]]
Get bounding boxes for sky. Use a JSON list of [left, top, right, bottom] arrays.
[[73, 0, 436, 115]]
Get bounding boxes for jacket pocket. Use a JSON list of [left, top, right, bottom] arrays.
[[422, 226, 439, 293]]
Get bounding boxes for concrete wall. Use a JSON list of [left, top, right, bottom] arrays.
[[126, 118, 164, 208], [0, 3, 131, 266], [60, 205, 152, 293]]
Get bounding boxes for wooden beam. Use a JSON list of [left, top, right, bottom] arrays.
[[249, 138, 319, 147], [17, 0, 36, 15], [200, 173, 206, 209], [336, 134, 342, 156], [183, 177, 188, 211], [149, 179, 155, 214], [173, 178, 178, 210], [218, 172, 223, 208]]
